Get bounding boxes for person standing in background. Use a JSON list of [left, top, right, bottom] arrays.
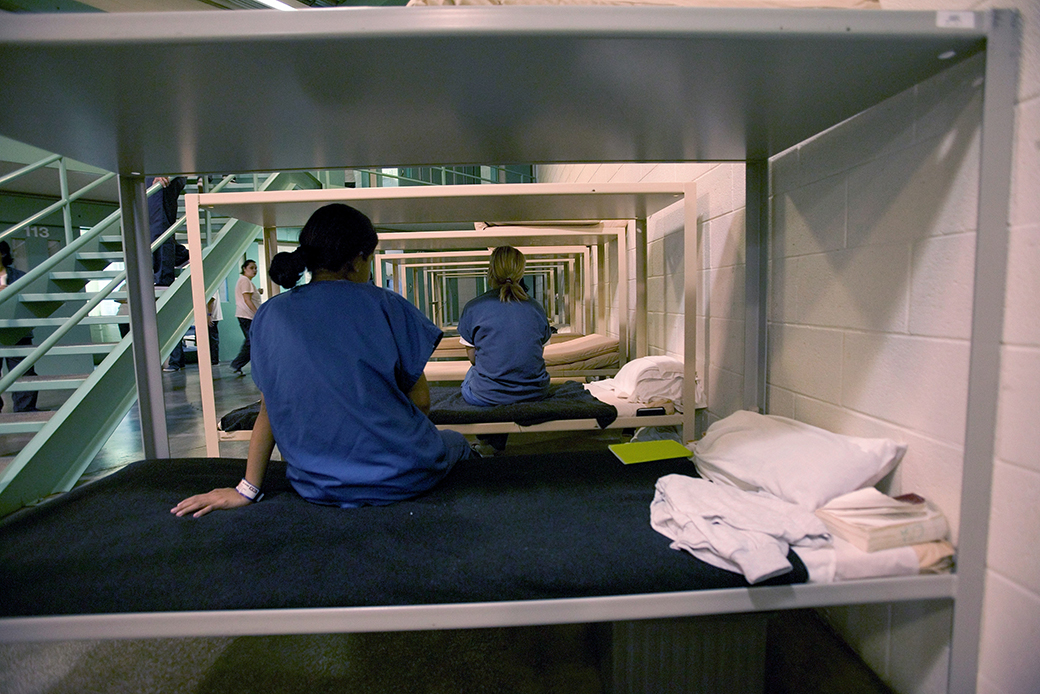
[[150, 175, 189, 372], [147, 175, 187, 287], [207, 292, 222, 365], [230, 259, 261, 376], [0, 241, 39, 412]]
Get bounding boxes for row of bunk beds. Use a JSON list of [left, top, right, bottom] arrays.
[[0, 6, 1018, 693], [210, 188, 696, 444]]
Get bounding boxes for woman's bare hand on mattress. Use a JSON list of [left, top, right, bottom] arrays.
[[171, 488, 252, 518]]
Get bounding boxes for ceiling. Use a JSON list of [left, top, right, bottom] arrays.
[[0, 0, 406, 205], [0, 0, 407, 13]]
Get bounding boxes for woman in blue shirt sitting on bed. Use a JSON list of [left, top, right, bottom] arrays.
[[458, 246, 552, 452], [459, 246, 552, 406], [172, 203, 474, 518]]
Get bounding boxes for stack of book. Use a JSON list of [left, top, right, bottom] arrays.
[[815, 487, 948, 553]]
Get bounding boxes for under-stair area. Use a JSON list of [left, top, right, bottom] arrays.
[[0, 158, 324, 516]]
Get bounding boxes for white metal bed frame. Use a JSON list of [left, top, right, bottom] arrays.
[[189, 183, 693, 446], [0, 9, 1019, 692]]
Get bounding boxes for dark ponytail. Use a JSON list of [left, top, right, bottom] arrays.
[[299, 204, 378, 277], [268, 204, 379, 289], [269, 247, 307, 289]]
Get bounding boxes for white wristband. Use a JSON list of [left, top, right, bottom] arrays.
[[236, 478, 262, 502]]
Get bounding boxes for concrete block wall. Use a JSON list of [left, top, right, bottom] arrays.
[[537, 2, 1039, 689], [767, 42, 987, 694]]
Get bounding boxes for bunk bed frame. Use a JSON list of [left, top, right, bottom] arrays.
[[0, 8, 1019, 693], [194, 184, 690, 446]]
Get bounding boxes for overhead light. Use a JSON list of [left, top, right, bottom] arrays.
[[256, 0, 297, 10], [938, 50, 956, 60]]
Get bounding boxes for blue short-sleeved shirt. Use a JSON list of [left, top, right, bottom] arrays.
[[250, 280, 450, 507], [457, 289, 552, 406]]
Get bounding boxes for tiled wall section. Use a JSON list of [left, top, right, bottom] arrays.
[[768, 46, 988, 694], [537, 162, 744, 417], [536, 0, 1040, 688]]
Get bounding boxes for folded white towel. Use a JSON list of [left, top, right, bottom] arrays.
[[651, 474, 831, 584]]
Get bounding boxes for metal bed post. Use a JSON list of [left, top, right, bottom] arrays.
[[263, 226, 279, 298], [683, 182, 698, 441], [582, 247, 591, 335], [617, 224, 629, 365], [744, 160, 768, 414], [118, 174, 169, 459], [186, 194, 220, 459], [566, 257, 576, 332], [595, 243, 605, 337], [948, 10, 1020, 694]]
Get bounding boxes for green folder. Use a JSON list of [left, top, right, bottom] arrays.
[[608, 439, 692, 465]]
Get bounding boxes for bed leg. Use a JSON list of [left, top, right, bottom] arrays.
[[599, 614, 767, 694]]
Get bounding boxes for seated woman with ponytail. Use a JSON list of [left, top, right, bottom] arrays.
[[172, 203, 474, 517], [458, 246, 553, 413]]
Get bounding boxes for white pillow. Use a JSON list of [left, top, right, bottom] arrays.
[[693, 410, 906, 511], [611, 356, 684, 403]]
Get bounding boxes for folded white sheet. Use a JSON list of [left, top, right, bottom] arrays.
[[651, 474, 831, 584], [793, 536, 922, 583]]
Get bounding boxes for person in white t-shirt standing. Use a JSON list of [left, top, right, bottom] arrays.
[[230, 259, 261, 376]]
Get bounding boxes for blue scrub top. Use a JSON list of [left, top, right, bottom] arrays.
[[457, 288, 552, 406], [250, 280, 451, 507]]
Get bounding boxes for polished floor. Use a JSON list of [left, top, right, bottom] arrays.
[[1, 362, 893, 694], [83, 359, 264, 477]]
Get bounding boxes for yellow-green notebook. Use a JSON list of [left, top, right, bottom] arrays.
[[608, 439, 692, 465]]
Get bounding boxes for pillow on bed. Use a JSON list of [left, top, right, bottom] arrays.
[[693, 410, 906, 511], [611, 356, 684, 403]]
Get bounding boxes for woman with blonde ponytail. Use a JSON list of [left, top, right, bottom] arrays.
[[458, 246, 552, 414]]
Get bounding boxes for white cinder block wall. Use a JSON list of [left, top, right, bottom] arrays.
[[537, 1, 1038, 691]]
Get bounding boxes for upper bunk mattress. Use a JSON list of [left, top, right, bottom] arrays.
[[0, 451, 807, 617]]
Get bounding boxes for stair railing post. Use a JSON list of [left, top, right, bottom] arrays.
[[58, 157, 74, 244], [118, 174, 170, 459]]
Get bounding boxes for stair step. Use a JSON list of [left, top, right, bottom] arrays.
[[99, 227, 231, 246], [0, 343, 117, 357], [0, 411, 52, 435], [0, 316, 128, 328], [20, 292, 129, 303], [8, 374, 89, 391], [50, 270, 123, 280], [76, 251, 124, 261]]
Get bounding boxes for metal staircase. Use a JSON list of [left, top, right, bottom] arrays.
[[0, 168, 321, 516]]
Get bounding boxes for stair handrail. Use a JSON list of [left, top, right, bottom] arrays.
[[0, 172, 118, 245], [0, 180, 163, 310], [0, 175, 238, 396], [0, 151, 118, 246], [0, 153, 61, 187]]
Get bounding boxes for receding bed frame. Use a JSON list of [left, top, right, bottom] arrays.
[[189, 183, 694, 448], [0, 8, 1019, 692]]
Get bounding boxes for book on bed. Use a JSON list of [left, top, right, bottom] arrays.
[[815, 488, 948, 552]]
